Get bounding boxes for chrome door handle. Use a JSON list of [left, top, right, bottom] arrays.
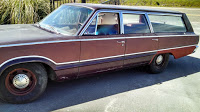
[[117, 41, 125, 44], [152, 39, 158, 41]]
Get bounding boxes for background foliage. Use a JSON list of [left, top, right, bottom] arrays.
[[0, 0, 200, 24], [0, 0, 50, 24]]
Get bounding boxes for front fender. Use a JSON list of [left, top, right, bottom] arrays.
[[0, 56, 56, 75]]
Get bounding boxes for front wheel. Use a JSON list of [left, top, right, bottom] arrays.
[[0, 63, 47, 104], [148, 54, 169, 74]]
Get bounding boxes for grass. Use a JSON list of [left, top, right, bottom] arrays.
[[0, 0, 50, 24], [122, 0, 200, 8], [87, 0, 200, 8]]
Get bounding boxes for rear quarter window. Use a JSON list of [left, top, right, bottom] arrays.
[[148, 15, 187, 33]]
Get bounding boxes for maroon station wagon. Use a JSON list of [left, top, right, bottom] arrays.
[[0, 3, 199, 103]]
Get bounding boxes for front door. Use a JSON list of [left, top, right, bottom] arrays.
[[79, 12, 125, 76]]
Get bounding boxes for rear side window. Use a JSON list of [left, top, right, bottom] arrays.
[[123, 14, 150, 34], [148, 15, 187, 33]]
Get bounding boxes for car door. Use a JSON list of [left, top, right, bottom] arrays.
[[122, 13, 158, 67], [78, 11, 125, 76]]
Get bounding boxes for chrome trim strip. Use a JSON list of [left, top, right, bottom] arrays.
[[0, 35, 196, 48], [125, 50, 157, 56], [0, 56, 57, 68], [157, 44, 197, 51], [80, 54, 124, 63], [59, 44, 196, 64], [0, 39, 80, 48], [56, 61, 80, 65], [0, 55, 80, 68], [0, 44, 196, 68]]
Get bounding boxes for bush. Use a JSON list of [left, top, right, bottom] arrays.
[[0, 0, 50, 24]]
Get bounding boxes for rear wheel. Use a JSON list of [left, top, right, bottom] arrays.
[[0, 63, 47, 104], [148, 54, 169, 74]]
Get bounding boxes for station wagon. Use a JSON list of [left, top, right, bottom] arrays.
[[0, 3, 198, 103]]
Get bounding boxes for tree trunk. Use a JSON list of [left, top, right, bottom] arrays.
[[82, 0, 86, 3]]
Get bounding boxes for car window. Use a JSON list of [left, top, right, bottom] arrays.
[[39, 5, 93, 36], [84, 12, 120, 35], [123, 14, 150, 34], [148, 15, 187, 33]]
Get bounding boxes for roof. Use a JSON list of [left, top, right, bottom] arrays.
[[65, 3, 182, 14]]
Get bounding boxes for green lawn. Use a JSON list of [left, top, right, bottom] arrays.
[[87, 0, 200, 8]]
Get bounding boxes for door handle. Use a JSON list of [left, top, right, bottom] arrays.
[[152, 39, 158, 41], [117, 41, 125, 44]]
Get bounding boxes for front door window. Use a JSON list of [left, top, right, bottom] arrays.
[[84, 12, 120, 35]]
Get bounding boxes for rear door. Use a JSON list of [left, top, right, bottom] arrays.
[[79, 11, 125, 76], [122, 13, 158, 66]]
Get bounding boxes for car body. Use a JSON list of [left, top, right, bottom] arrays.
[[0, 3, 199, 103]]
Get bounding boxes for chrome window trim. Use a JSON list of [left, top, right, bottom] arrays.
[[147, 13, 188, 33], [79, 10, 97, 36], [147, 12, 182, 17], [95, 16, 98, 35], [79, 9, 123, 36], [119, 12, 124, 34], [0, 44, 196, 68], [75, 8, 95, 36], [121, 12, 153, 34], [0, 35, 197, 48], [79, 9, 183, 36], [145, 13, 154, 33]]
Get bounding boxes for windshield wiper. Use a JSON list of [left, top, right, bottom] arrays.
[[45, 25, 61, 34], [35, 23, 61, 34]]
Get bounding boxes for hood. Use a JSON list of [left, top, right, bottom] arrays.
[[0, 24, 63, 45]]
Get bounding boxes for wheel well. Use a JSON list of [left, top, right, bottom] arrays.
[[39, 63, 57, 81], [169, 53, 175, 58], [2, 62, 57, 81]]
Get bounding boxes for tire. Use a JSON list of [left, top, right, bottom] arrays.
[[148, 54, 169, 74], [0, 63, 48, 104]]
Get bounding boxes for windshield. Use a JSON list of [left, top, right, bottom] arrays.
[[39, 5, 93, 36]]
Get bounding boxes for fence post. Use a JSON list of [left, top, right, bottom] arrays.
[[82, 0, 86, 3], [50, 0, 53, 12]]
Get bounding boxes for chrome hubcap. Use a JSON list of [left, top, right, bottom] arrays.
[[13, 74, 30, 89], [156, 55, 163, 65]]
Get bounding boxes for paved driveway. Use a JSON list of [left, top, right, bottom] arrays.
[[0, 7, 200, 112]]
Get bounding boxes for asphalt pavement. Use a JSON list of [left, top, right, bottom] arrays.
[[0, 7, 200, 112]]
